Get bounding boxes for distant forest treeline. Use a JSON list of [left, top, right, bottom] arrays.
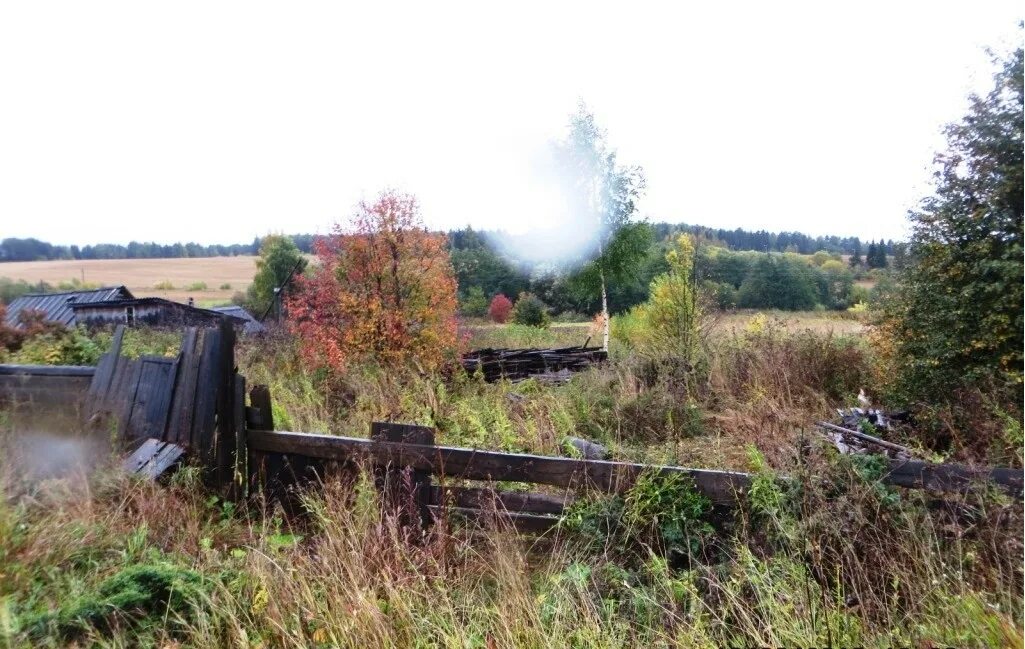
[[0, 224, 893, 262], [0, 235, 319, 262], [448, 224, 899, 317]]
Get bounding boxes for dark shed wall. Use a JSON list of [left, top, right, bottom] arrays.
[[75, 303, 235, 329]]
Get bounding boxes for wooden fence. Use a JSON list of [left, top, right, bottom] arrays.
[[2, 323, 1023, 534], [0, 364, 94, 411]]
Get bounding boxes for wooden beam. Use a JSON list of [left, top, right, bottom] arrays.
[[882, 459, 1023, 496], [432, 506, 560, 534], [248, 385, 274, 431], [248, 428, 1025, 500], [247, 430, 752, 504], [371, 422, 434, 533], [815, 421, 917, 456], [0, 365, 96, 377], [431, 485, 569, 515], [231, 373, 247, 500]]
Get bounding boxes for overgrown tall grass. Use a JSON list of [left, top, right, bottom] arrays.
[[2, 315, 1021, 646], [1, 448, 1019, 647]]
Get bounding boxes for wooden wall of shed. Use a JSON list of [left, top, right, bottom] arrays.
[[75, 303, 236, 330]]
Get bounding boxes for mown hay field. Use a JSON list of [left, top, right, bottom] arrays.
[[0, 257, 260, 305]]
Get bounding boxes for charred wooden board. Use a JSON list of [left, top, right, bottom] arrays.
[[461, 346, 608, 382]]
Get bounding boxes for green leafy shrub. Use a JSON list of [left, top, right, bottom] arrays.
[[459, 286, 489, 317], [153, 280, 175, 290], [185, 281, 208, 291], [10, 327, 103, 365], [562, 471, 713, 562], [219, 282, 232, 290], [512, 292, 550, 328]]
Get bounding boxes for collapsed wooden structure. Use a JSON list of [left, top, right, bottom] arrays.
[[462, 346, 608, 383], [1, 324, 1023, 535]]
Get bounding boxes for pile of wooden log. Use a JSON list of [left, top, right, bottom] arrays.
[[462, 346, 607, 383]]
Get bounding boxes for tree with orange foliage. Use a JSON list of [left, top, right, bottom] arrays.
[[487, 293, 513, 323], [287, 191, 459, 373]]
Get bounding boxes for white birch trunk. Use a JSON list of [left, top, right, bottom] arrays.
[[600, 266, 609, 351], [597, 234, 609, 351]]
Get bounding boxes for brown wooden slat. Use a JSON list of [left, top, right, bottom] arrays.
[[127, 357, 177, 444], [883, 459, 1024, 496], [372, 422, 435, 531], [190, 327, 221, 460], [247, 430, 752, 503], [88, 325, 124, 399], [115, 359, 143, 444], [248, 385, 274, 430], [0, 365, 96, 377], [248, 429, 1025, 500], [166, 327, 200, 445], [232, 373, 247, 499], [106, 355, 132, 415], [213, 320, 237, 489], [432, 506, 560, 534], [122, 438, 185, 479], [247, 384, 279, 495], [431, 485, 569, 515]]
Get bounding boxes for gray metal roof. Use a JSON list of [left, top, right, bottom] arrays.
[[3, 286, 134, 329], [211, 305, 266, 334]]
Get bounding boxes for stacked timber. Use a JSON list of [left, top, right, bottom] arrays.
[[461, 346, 607, 383]]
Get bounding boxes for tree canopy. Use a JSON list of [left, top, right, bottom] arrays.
[[247, 235, 307, 319], [553, 103, 650, 348], [287, 191, 458, 373], [881, 46, 1023, 406]]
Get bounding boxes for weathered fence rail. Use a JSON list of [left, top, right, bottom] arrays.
[[246, 429, 753, 504], [0, 364, 95, 409], [2, 323, 1023, 537]]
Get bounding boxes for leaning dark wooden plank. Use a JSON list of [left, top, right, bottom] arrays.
[[123, 438, 166, 473], [816, 421, 916, 456], [246, 430, 751, 503], [166, 328, 201, 445], [884, 459, 1024, 496], [141, 442, 186, 480], [122, 438, 185, 480], [431, 485, 570, 515], [190, 327, 222, 456], [88, 324, 124, 399]]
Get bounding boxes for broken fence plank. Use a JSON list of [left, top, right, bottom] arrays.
[[433, 506, 560, 534], [166, 327, 199, 446], [883, 459, 1024, 497], [246, 430, 751, 504], [431, 485, 569, 515], [371, 422, 435, 532], [123, 438, 185, 480], [1, 365, 96, 377], [815, 421, 917, 456]]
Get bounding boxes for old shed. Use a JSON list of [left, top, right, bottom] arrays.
[[71, 297, 246, 331], [3, 286, 135, 329]]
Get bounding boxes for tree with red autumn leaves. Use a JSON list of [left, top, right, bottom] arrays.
[[487, 294, 512, 323], [286, 191, 459, 373]]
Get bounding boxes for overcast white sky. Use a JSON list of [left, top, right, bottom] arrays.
[[0, 1, 1020, 246]]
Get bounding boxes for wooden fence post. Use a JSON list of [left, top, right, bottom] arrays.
[[213, 319, 237, 490], [231, 373, 246, 500], [247, 384, 277, 498], [370, 422, 435, 535]]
